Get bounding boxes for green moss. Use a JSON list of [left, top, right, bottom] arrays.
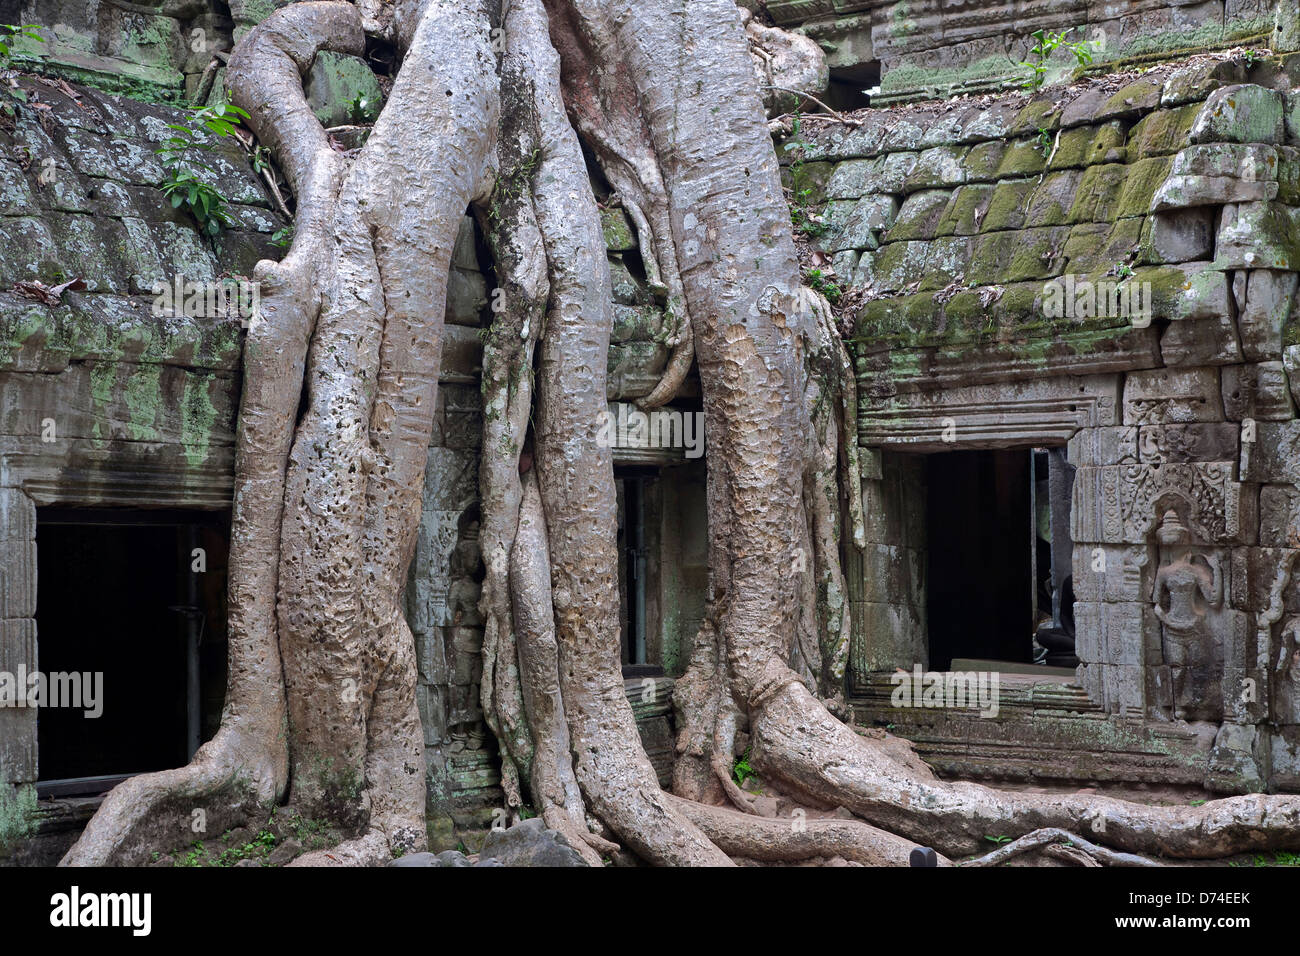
[[885, 190, 951, 241], [994, 138, 1047, 178], [1049, 121, 1128, 170], [963, 140, 1007, 182], [121, 362, 163, 442], [1066, 163, 1128, 223], [1127, 104, 1201, 158], [0, 784, 38, 851], [180, 371, 218, 468], [981, 178, 1036, 232], [1009, 98, 1063, 137], [1115, 155, 1174, 218], [935, 184, 993, 237]]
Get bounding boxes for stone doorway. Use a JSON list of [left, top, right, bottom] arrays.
[[34, 509, 228, 796], [923, 446, 1076, 673]]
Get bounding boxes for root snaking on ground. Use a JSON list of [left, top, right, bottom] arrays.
[[60, 0, 1300, 868]]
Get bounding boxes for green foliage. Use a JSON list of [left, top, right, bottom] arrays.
[[983, 834, 1013, 845], [270, 226, 294, 249], [0, 23, 44, 119], [1034, 127, 1053, 157], [732, 749, 756, 787], [1018, 27, 1096, 92], [0, 784, 38, 849], [782, 114, 830, 239], [155, 100, 249, 236], [0, 23, 44, 64], [806, 268, 842, 304]]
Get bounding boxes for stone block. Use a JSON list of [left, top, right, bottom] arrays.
[[1215, 201, 1300, 270], [1136, 423, 1240, 463], [1123, 367, 1224, 424], [1241, 421, 1300, 483], [1067, 426, 1137, 468], [305, 51, 384, 128], [1259, 484, 1300, 547], [829, 194, 898, 252], [1139, 208, 1216, 264], [1222, 362, 1295, 422], [1236, 269, 1296, 360], [1190, 84, 1285, 146]]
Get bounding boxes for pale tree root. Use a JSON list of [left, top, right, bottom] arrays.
[[750, 681, 1300, 861], [64, 0, 497, 866], [964, 829, 1162, 868], [473, 0, 730, 867], [664, 794, 943, 866], [58, 0, 365, 868]]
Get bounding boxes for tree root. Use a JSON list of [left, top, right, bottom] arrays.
[[664, 794, 940, 866], [963, 828, 1163, 868]]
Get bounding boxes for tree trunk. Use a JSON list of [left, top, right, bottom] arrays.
[[62, 0, 1300, 867]]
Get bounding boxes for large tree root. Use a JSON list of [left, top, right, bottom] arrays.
[[60, 0, 1300, 868]]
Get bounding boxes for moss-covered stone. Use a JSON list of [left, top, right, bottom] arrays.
[[994, 137, 1048, 178], [860, 240, 931, 292], [830, 194, 900, 252], [980, 178, 1037, 232], [902, 144, 969, 191], [1215, 201, 1300, 270], [1025, 169, 1083, 227], [1115, 155, 1175, 218], [917, 236, 971, 291], [305, 51, 384, 128], [1098, 79, 1163, 120], [1048, 121, 1128, 170], [1160, 60, 1247, 108], [1008, 98, 1063, 137], [601, 207, 636, 251], [963, 140, 1007, 182], [1190, 84, 1285, 145], [935, 184, 994, 237], [885, 189, 952, 241], [1067, 163, 1128, 223], [1127, 104, 1202, 158], [1063, 218, 1144, 273], [786, 160, 835, 205]]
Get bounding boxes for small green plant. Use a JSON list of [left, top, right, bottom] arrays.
[[0, 23, 44, 118], [1034, 126, 1053, 157], [1019, 27, 1096, 92], [0, 23, 44, 63], [732, 749, 756, 787], [806, 267, 843, 305], [270, 226, 294, 249], [984, 834, 1013, 845], [783, 114, 831, 239], [345, 90, 378, 124], [156, 100, 249, 236]]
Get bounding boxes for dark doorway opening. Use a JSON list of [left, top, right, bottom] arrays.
[[35, 509, 229, 793], [925, 449, 1035, 671], [616, 470, 649, 669]]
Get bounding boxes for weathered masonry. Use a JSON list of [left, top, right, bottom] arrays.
[[3, 0, 1300, 861], [789, 57, 1300, 793]]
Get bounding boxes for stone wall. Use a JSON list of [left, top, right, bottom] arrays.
[[790, 51, 1300, 791], [0, 0, 285, 103], [747, 0, 1298, 104]]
